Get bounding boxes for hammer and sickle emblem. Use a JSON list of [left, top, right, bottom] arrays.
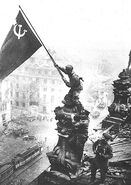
[[13, 24, 27, 39]]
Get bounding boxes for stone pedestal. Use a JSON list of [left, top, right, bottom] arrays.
[[47, 104, 89, 177]]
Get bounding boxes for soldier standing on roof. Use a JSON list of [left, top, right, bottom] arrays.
[[90, 133, 113, 185], [55, 64, 84, 113]]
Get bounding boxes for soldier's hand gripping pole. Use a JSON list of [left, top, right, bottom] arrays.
[[42, 49, 67, 83], [52, 59, 64, 80]]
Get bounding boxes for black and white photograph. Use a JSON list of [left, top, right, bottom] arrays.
[[0, 0, 131, 184]]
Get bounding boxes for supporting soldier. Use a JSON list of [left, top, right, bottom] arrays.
[[90, 133, 113, 185]]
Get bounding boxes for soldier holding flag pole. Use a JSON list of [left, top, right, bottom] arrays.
[[19, 5, 85, 114]]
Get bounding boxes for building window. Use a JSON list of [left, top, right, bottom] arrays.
[[52, 70, 57, 75], [51, 88, 54, 92], [2, 114, 6, 123], [11, 90, 13, 97], [1, 103, 7, 111], [25, 67, 28, 71], [36, 78, 39, 83], [43, 88, 47, 92], [5, 103, 7, 110], [16, 92, 19, 98], [44, 70, 48, 75], [37, 93, 39, 98], [52, 80, 55, 84], [22, 102, 25, 107], [16, 83, 19, 88], [16, 101, 19, 106], [44, 79, 47, 84], [43, 106, 46, 113], [23, 93, 26, 99], [43, 95, 46, 103], [51, 96, 54, 104], [10, 82, 13, 88], [0, 92, 2, 102]]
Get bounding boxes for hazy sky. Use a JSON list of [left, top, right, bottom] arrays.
[[0, 0, 131, 75]]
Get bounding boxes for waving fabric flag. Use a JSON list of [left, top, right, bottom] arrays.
[[0, 10, 42, 80]]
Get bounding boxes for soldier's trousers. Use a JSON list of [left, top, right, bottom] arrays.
[[91, 157, 108, 183]]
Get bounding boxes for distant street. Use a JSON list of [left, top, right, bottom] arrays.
[[0, 118, 58, 164]]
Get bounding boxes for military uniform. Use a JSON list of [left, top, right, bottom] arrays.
[[91, 133, 113, 184], [57, 65, 84, 113], [58, 65, 83, 90]]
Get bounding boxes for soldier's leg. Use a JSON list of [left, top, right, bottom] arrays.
[[90, 162, 97, 182], [63, 89, 73, 105], [72, 90, 84, 113], [100, 164, 108, 183], [72, 90, 80, 102]]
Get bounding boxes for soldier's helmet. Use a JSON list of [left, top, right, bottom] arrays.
[[65, 65, 73, 73], [103, 133, 113, 141]]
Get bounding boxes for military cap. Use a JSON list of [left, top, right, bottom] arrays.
[[65, 65, 73, 71]]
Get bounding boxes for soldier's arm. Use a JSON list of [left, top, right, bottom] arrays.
[[103, 145, 113, 159], [92, 140, 99, 153], [63, 79, 71, 87], [61, 76, 71, 87], [58, 66, 68, 74], [54, 63, 68, 74]]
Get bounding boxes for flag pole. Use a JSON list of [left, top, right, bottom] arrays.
[[127, 50, 131, 69], [19, 5, 64, 79]]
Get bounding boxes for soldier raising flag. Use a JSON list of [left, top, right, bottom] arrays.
[[55, 63, 84, 113]]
